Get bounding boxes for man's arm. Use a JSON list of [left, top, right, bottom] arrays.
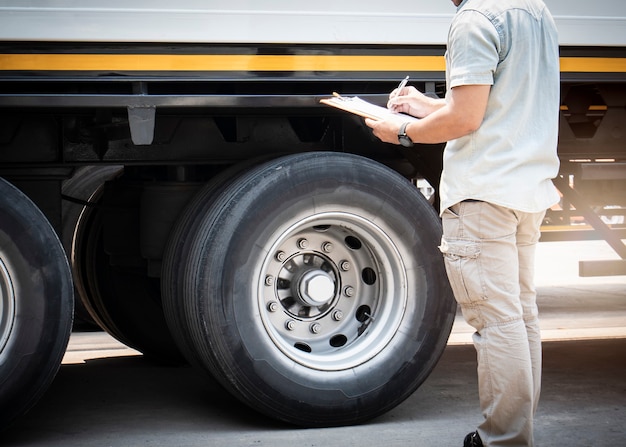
[[365, 84, 491, 145]]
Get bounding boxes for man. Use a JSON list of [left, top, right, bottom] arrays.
[[365, 0, 560, 445]]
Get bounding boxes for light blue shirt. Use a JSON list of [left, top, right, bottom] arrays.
[[440, 0, 561, 214]]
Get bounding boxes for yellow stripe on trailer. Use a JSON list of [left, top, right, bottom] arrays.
[[560, 57, 626, 73], [0, 54, 446, 72], [1, 53, 626, 73]]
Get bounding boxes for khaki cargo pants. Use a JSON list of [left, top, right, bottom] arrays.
[[440, 201, 546, 447]]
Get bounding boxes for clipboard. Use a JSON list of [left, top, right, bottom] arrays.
[[320, 93, 418, 122]]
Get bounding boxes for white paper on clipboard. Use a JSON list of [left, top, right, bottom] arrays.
[[320, 94, 418, 122]]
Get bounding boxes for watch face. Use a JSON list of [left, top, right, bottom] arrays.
[[399, 135, 414, 147], [398, 122, 414, 147]]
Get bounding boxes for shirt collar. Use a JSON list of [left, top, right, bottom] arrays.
[[456, 0, 470, 11]]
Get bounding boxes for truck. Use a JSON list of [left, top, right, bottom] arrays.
[[0, 0, 624, 430]]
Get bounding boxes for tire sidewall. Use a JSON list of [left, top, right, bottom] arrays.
[[0, 179, 73, 428]]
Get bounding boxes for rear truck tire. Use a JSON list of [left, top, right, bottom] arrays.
[[162, 159, 271, 367], [72, 203, 184, 364], [0, 178, 73, 430], [62, 165, 123, 329], [164, 152, 456, 427], [71, 201, 135, 347]]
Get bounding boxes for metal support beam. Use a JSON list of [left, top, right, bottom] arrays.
[[553, 175, 626, 259], [553, 175, 626, 277]]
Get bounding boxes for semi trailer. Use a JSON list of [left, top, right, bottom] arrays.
[[0, 0, 625, 429]]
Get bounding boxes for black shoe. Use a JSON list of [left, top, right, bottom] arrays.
[[463, 431, 484, 447]]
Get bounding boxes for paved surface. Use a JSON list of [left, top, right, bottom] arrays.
[[2, 241, 625, 446]]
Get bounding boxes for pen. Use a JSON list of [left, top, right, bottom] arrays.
[[394, 75, 409, 97]]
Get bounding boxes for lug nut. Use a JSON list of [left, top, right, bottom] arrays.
[[265, 275, 274, 286], [340, 260, 351, 271], [267, 301, 279, 312], [297, 238, 309, 249], [285, 320, 296, 331], [332, 310, 344, 321], [310, 323, 321, 334], [343, 286, 355, 297], [322, 242, 334, 253], [275, 251, 286, 262]]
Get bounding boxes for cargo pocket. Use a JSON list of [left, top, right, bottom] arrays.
[[439, 236, 486, 305]]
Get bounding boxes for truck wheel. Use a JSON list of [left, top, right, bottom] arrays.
[[71, 201, 134, 347], [62, 165, 123, 328], [0, 178, 73, 429], [73, 204, 184, 364], [162, 159, 268, 366], [168, 152, 456, 426]]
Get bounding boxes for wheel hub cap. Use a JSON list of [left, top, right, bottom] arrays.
[[298, 270, 335, 307]]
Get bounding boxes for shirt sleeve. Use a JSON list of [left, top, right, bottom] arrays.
[[447, 10, 500, 88]]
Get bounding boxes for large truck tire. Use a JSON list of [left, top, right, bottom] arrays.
[[62, 165, 123, 329], [162, 159, 268, 367], [163, 152, 456, 427], [0, 178, 73, 430], [72, 203, 184, 364]]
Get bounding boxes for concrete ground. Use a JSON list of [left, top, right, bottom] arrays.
[[2, 241, 625, 446]]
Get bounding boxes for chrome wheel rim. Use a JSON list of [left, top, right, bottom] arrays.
[[257, 212, 408, 371]]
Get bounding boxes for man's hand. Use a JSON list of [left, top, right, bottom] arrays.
[[365, 85, 447, 145], [364, 117, 405, 145], [387, 86, 445, 118]]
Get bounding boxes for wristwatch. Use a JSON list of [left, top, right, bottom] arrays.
[[398, 122, 414, 147]]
